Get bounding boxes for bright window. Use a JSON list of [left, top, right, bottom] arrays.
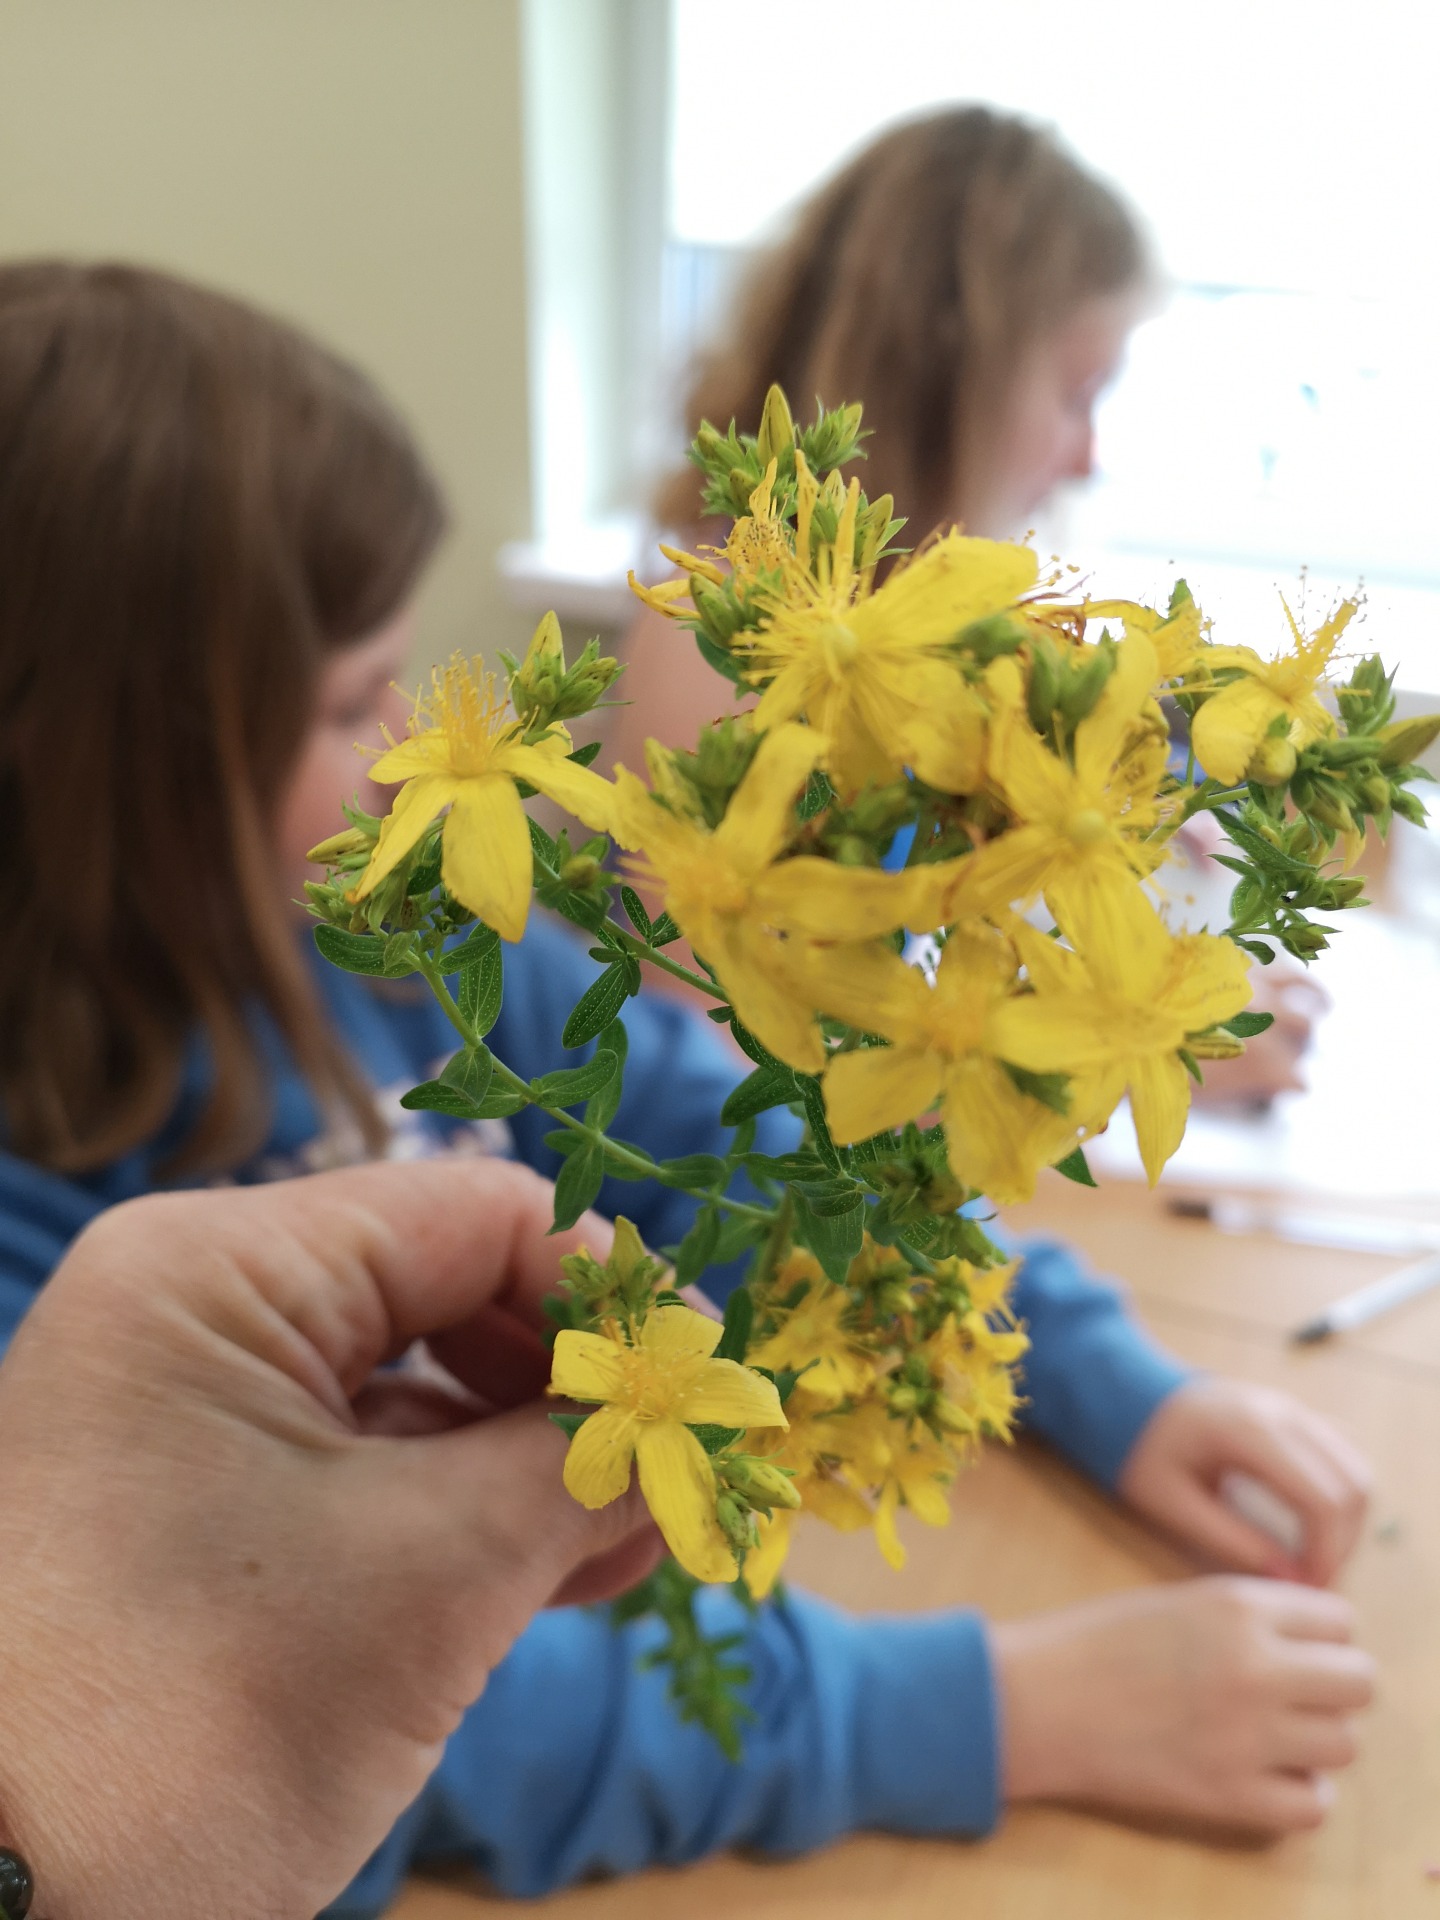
[[662, 0, 1440, 689]]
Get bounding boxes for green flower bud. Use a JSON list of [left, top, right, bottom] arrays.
[[715, 1493, 755, 1551], [728, 1459, 802, 1511], [306, 825, 373, 866], [1305, 788, 1356, 834], [1026, 639, 1061, 735], [1358, 773, 1392, 814], [1058, 642, 1118, 725], [756, 384, 795, 467], [1377, 713, 1440, 768], [1287, 924, 1331, 957], [1247, 736, 1298, 786]]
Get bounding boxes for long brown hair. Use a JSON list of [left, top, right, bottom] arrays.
[[0, 262, 446, 1175], [657, 107, 1147, 538]]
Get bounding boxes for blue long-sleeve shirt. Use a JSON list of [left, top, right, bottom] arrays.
[[0, 915, 1188, 1909]]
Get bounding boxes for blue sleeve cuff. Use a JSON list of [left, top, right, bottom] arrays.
[[835, 1604, 1001, 1839], [1000, 1230, 1193, 1489]]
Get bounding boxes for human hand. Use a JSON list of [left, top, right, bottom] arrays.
[[0, 1160, 659, 1920], [993, 1577, 1375, 1832], [1118, 1376, 1371, 1585]]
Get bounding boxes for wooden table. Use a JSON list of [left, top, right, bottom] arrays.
[[398, 1176, 1440, 1918]]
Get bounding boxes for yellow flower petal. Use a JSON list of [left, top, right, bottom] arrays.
[[679, 1360, 787, 1430], [1129, 1049, 1192, 1186], [750, 858, 919, 940], [368, 728, 458, 785], [1191, 677, 1287, 785], [635, 1422, 737, 1584], [939, 1056, 1075, 1206], [715, 723, 823, 873], [901, 1472, 952, 1529], [562, 1404, 639, 1509], [744, 1509, 796, 1600], [354, 772, 458, 897], [505, 740, 615, 836], [803, 1475, 873, 1532], [823, 1044, 945, 1144], [550, 1328, 630, 1402], [440, 774, 534, 941], [636, 1303, 723, 1363], [873, 1482, 907, 1569], [711, 923, 826, 1074]]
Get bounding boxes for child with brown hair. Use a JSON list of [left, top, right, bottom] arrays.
[[621, 105, 1335, 1106], [0, 259, 1370, 1917]]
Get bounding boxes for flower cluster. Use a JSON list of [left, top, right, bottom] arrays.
[[308, 386, 1437, 1752]]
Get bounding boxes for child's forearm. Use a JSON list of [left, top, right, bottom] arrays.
[[327, 1590, 1001, 1911]]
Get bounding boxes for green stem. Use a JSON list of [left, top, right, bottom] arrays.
[[531, 849, 729, 1002], [414, 951, 771, 1225]]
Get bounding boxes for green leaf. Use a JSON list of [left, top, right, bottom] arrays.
[[619, 885, 653, 940], [1215, 811, 1315, 883], [472, 1088, 529, 1119], [1052, 1146, 1097, 1187], [458, 940, 504, 1036], [799, 1076, 842, 1172], [550, 1140, 606, 1231], [527, 815, 559, 864], [690, 1421, 744, 1454], [601, 1137, 654, 1179], [439, 923, 500, 975], [721, 1064, 797, 1127], [793, 1188, 865, 1283], [648, 912, 682, 946], [586, 1019, 628, 1130], [399, 1078, 485, 1118], [532, 1049, 619, 1109], [1235, 936, 1277, 965], [313, 925, 414, 978], [1002, 1062, 1071, 1116], [548, 1411, 591, 1438], [659, 1153, 729, 1188], [796, 1176, 865, 1217], [440, 1045, 493, 1106], [1222, 1010, 1276, 1038], [562, 964, 634, 1048], [744, 1149, 830, 1184], [567, 739, 603, 767], [796, 769, 834, 821], [715, 1286, 754, 1363], [672, 1206, 721, 1287]]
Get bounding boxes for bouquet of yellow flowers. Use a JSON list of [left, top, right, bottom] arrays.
[[308, 387, 1436, 1754]]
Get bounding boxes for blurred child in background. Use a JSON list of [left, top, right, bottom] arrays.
[[0, 261, 1369, 1916], [612, 106, 1322, 1101]]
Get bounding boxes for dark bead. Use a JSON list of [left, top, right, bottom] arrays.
[[0, 1848, 33, 1918]]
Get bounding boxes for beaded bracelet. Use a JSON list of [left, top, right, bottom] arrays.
[[0, 1847, 34, 1918]]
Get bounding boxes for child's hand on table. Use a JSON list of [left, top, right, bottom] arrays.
[[993, 1577, 1375, 1832], [1118, 1377, 1372, 1585]]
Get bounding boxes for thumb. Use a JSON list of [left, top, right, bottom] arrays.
[[1149, 1471, 1299, 1579], [373, 1401, 660, 1653]]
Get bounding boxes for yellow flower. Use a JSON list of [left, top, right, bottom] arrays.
[[990, 888, 1252, 1184], [1191, 597, 1356, 786], [613, 723, 927, 1072], [736, 483, 1037, 796], [748, 1255, 873, 1408], [1083, 595, 1206, 683], [355, 654, 613, 941], [957, 631, 1175, 965], [551, 1305, 785, 1584], [821, 1403, 955, 1570], [809, 923, 1081, 1204], [737, 1384, 874, 1598]]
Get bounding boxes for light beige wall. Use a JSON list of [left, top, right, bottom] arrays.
[[0, 0, 534, 669]]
